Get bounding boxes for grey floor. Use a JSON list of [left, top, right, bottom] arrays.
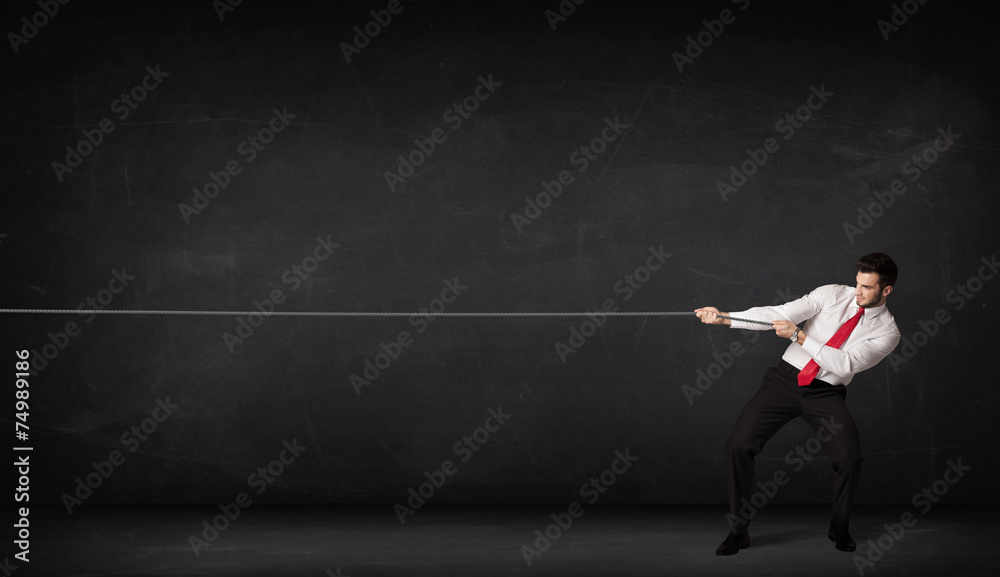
[[23, 504, 998, 576]]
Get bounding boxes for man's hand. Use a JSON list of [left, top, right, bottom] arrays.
[[772, 320, 804, 343], [695, 307, 731, 325]]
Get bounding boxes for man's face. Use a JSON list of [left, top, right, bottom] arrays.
[[856, 271, 891, 308]]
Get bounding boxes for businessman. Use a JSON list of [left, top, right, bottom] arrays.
[[695, 253, 901, 555]]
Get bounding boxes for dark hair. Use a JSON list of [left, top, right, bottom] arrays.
[[857, 253, 897, 289]]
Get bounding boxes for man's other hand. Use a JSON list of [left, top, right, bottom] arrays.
[[771, 320, 798, 339]]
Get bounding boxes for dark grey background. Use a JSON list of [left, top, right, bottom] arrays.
[[2, 0, 997, 507]]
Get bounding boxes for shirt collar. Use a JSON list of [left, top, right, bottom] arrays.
[[859, 301, 887, 321]]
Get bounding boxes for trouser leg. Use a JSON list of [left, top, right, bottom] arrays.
[[799, 384, 862, 538], [725, 367, 798, 533]]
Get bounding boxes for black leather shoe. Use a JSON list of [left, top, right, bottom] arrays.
[[716, 531, 750, 555], [828, 531, 856, 552]]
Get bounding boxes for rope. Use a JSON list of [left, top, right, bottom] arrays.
[[0, 309, 773, 326]]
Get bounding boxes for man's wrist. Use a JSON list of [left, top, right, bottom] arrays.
[[796, 330, 807, 345]]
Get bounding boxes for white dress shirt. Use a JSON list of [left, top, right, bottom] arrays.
[[728, 284, 901, 386]]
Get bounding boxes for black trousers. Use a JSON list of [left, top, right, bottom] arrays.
[[726, 361, 862, 539]]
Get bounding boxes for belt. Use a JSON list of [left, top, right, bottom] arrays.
[[777, 359, 838, 389]]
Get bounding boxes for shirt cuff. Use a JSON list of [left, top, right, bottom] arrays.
[[727, 311, 759, 330], [800, 334, 824, 357]]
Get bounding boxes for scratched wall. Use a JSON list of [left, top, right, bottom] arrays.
[[1, 0, 997, 507]]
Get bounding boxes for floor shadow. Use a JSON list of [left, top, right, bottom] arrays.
[[750, 527, 818, 547]]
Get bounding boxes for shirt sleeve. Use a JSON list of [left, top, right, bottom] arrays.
[[801, 328, 901, 379], [727, 285, 833, 330]]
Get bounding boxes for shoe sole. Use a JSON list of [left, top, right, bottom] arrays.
[[828, 533, 856, 552], [715, 539, 750, 555]]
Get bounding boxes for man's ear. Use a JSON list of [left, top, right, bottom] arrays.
[[882, 285, 893, 298]]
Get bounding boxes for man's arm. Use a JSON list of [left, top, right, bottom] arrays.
[[697, 311, 811, 344], [801, 329, 901, 379], [696, 285, 836, 330]]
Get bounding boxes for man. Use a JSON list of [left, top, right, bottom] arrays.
[[695, 253, 900, 555]]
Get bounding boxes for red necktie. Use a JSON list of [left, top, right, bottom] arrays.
[[797, 307, 864, 386]]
